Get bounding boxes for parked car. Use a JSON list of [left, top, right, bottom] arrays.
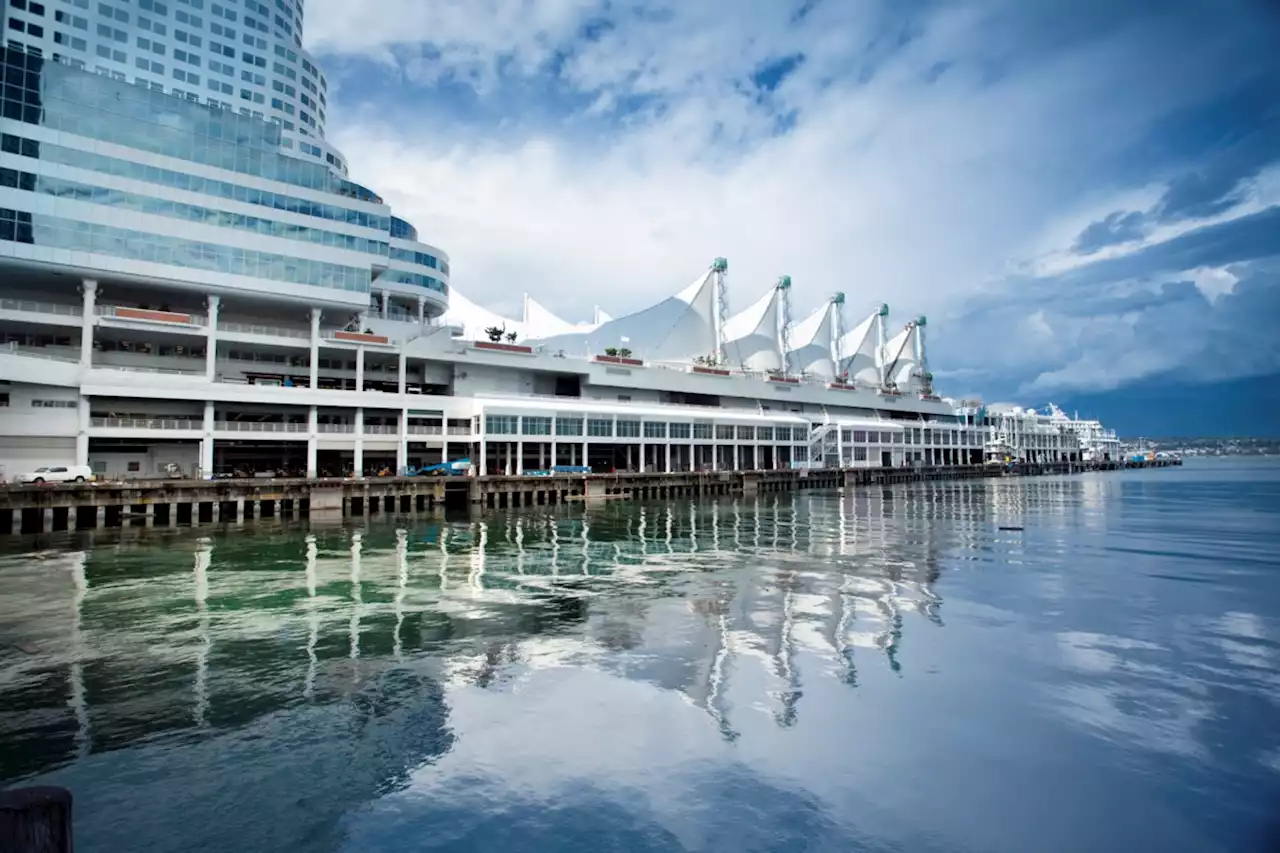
[[15, 465, 94, 484]]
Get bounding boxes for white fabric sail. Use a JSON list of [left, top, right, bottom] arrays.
[[443, 289, 523, 340], [722, 286, 783, 372], [523, 294, 598, 338], [594, 307, 613, 324], [786, 301, 837, 379], [881, 324, 919, 389], [530, 267, 720, 362], [839, 310, 881, 387]]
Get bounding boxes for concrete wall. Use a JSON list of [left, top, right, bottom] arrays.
[[0, 436, 77, 482], [89, 443, 201, 480], [0, 383, 79, 437]]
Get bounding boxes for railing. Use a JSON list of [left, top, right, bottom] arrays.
[[215, 421, 307, 433], [407, 424, 444, 435], [447, 425, 473, 436], [0, 298, 83, 317], [97, 305, 207, 326], [317, 423, 354, 433], [363, 425, 398, 435], [217, 322, 310, 339], [91, 417, 200, 430], [0, 342, 80, 362], [92, 364, 205, 375]]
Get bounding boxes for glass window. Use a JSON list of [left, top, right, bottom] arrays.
[[669, 423, 691, 440], [756, 427, 772, 441], [483, 415, 516, 435], [554, 417, 582, 437], [642, 421, 666, 439], [521, 416, 551, 436], [693, 423, 712, 440], [616, 419, 640, 438], [587, 418, 612, 437], [854, 446, 867, 462], [715, 425, 734, 440], [736, 425, 754, 440]]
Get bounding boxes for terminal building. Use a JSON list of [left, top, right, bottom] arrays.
[[0, 0, 1116, 481]]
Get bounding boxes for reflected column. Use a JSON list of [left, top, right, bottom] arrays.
[[193, 538, 211, 728], [304, 533, 319, 699], [68, 552, 91, 759], [393, 528, 408, 662], [349, 532, 362, 676]]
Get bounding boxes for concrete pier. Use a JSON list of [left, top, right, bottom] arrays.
[[0, 459, 1178, 535]]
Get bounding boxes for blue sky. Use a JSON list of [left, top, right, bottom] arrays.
[[304, 0, 1280, 412]]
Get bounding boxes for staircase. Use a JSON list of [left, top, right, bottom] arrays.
[[808, 424, 840, 469]]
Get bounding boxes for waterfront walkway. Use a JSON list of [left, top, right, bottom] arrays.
[[0, 459, 1179, 535]]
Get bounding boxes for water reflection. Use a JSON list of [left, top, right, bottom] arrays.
[[1, 465, 1277, 853]]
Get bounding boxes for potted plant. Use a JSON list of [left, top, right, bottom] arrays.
[[484, 325, 504, 343], [604, 347, 619, 357], [506, 331, 518, 343]]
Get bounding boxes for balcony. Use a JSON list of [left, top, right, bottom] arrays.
[[447, 425, 472, 436], [217, 322, 310, 340], [407, 424, 444, 435], [317, 423, 354, 434], [0, 298, 83, 319], [90, 417, 200, 430], [363, 425, 398, 435], [215, 421, 308, 433], [1, 342, 80, 363]]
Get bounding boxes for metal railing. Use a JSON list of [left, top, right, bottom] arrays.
[[317, 423, 354, 433], [91, 417, 200, 430], [1, 342, 81, 363], [215, 421, 308, 433], [407, 425, 444, 435], [92, 364, 204, 375], [0, 298, 83, 317], [216, 321, 310, 339], [363, 425, 398, 435], [447, 425, 473, 436]]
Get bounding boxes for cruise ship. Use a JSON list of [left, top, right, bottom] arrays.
[[0, 0, 1117, 482]]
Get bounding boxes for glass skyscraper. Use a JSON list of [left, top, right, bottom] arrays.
[[1, 0, 448, 315]]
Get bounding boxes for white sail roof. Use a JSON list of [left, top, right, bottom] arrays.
[[881, 324, 920, 390], [530, 267, 720, 362], [443, 288, 523, 340], [786, 301, 837, 379], [523, 294, 599, 338], [839, 310, 881, 387], [722, 285, 784, 372]]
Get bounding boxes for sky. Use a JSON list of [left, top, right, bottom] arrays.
[[303, 0, 1280, 419]]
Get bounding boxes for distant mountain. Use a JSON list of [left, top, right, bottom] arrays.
[[1056, 373, 1280, 437]]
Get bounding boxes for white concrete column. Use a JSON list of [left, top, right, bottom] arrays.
[[380, 290, 389, 319], [639, 442, 646, 473], [75, 395, 90, 467], [205, 294, 220, 382], [581, 441, 588, 470], [515, 441, 524, 475], [417, 297, 426, 326], [79, 279, 97, 368], [201, 400, 215, 478], [355, 346, 365, 393], [479, 439, 487, 476], [733, 445, 740, 471], [688, 441, 695, 472], [397, 351, 407, 395], [306, 405, 318, 478], [309, 308, 321, 389], [550, 440, 557, 469], [664, 443, 671, 473], [396, 408, 408, 474], [353, 407, 364, 478]]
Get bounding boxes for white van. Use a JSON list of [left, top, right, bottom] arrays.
[[15, 465, 94, 484]]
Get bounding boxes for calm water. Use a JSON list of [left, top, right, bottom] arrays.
[[2, 459, 1279, 852]]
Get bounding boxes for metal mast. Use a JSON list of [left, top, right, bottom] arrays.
[[712, 257, 729, 364], [777, 275, 792, 373]]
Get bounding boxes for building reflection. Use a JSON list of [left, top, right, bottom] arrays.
[[0, 476, 1098, 784]]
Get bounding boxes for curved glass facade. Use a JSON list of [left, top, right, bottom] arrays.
[[0, 12, 450, 315]]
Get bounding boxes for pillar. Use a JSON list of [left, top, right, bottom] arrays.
[[515, 441, 523, 475], [80, 279, 97, 368], [355, 346, 364, 393], [396, 408, 407, 474], [380, 289, 389, 319], [201, 400, 214, 478], [353, 407, 364, 477], [75, 395, 90, 467], [550, 440, 557, 469], [479, 439, 487, 476], [205, 294, 220, 382], [309, 308, 321, 389], [639, 442, 646, 473], [306, 405, 318, 478], [417, 297, 426, 326], [581, 441, 588, 471], [733, 445, 740, 471], [397, 351, 407, 395]]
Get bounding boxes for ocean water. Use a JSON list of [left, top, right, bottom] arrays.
[[1, 459, 1278, 853]]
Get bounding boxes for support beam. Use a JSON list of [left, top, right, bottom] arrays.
[[307, 405, 318, 478], [201, 400, 214, 478], [75, 395, 89, 467], [354, 407, 364, 477], [80, 279, 97, 368], [355, 347, 365, 393], [309, 308, 321, 389], [205, 294, 220, 382]]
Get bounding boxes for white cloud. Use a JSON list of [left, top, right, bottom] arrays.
[[309, 0, 1279, 394]]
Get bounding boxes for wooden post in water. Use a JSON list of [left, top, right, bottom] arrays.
[[0, 787, 73, 853]]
